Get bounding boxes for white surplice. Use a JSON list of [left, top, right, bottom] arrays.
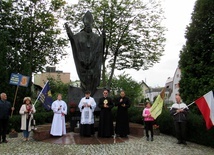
[[50, 100, 67, 136], [78, 97, 96, 124]]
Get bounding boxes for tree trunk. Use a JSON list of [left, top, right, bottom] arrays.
[[107, 49, 118, 89]]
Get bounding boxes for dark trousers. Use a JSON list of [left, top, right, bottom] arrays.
[[0, 118, 9, 141], [174, 121, 186, 142], [145, 121, 154, 138], [80, 124, 94, 137]]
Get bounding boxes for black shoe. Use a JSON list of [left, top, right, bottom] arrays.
[[151, 137, 154, 141], [146, 137, 149, 141], [182, 141, 187, 145], [177, 141, 182, 144]]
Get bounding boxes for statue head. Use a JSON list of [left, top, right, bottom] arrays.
[[83, 11, 94, 33]]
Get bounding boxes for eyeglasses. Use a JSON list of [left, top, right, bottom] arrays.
[[103, 92, 108, 94]]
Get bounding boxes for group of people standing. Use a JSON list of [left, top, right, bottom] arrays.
[[49, 90, 131, 139], [0, 93, 36, 143], [79, 89, 131, 138], [1, 90, 188, 145], [37, 90, 189, 146], [142, 94, 189, 144]]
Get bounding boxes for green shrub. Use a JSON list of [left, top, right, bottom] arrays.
[[9, 115, 21, 132], [128, 106, 144, 124], [33, 111, 53, 124], [112, 106, 144, 124], [186, 112, 214, 147], [156, 108, 174, 135], [8, 111, 53, 133]]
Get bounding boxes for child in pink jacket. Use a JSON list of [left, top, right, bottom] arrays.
[[142, 102, 154, 141]]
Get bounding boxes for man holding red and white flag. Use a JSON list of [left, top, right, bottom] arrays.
[[170, 94, 189, 145]]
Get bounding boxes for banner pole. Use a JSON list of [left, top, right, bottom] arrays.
[[11, 85, 19, 117]]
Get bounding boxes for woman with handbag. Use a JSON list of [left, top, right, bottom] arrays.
[[19, 97, 36, 141]]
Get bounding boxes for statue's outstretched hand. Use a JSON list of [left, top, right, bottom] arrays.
[[64, 22, 73, 37], [64, 22, 69, 31]]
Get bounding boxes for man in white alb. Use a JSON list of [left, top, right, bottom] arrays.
[[50, 94, 67, 136]]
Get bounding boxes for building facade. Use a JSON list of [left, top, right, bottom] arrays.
[[34, 67, 70, 87]]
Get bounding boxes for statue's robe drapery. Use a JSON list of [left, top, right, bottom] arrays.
[[69, 31, 103, 96]]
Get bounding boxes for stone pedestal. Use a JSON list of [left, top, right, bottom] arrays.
[[68, 86, 104, 111], [68, 86, 104, 125]]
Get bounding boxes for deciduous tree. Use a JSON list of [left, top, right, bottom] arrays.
[[0, 0, 68, 106]]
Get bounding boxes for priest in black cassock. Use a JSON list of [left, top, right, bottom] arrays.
[[98, 89, 114, 137], [115, 90, 131, 137]]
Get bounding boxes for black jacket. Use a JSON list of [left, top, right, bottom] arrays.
[[170, 104, 189, 122], [0, 100, 11, 119]]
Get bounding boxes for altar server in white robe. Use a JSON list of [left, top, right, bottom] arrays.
[[78, 90, 96, 137], [50, 94, 67, 136]]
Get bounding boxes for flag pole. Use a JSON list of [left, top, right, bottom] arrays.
[[187, 101, 195, 107], [34, 80, 49, 106], [173, 101, 195, 115]]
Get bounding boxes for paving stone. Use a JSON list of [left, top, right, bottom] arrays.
[[0, 132, 214, 155]]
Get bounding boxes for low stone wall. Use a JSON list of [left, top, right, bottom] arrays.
[[33, 123, 70, 141], [33, 122, 144, 141], [129, 122, 144, 137]]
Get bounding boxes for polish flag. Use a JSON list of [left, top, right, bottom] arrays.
[[195, 91, 214, 130]]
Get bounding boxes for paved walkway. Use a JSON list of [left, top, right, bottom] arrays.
[[0, 132, 214, 155]]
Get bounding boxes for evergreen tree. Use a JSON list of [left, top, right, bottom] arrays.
[[179, 0, 214, 104]]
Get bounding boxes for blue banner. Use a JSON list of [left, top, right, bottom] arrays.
[[9, 73, 30, 87], [38, 81, 53, 111]]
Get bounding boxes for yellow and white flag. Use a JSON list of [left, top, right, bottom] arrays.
[[150, 88, 165, 119]]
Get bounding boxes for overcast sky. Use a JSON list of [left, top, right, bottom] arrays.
[[57, 0, 196, 88]]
